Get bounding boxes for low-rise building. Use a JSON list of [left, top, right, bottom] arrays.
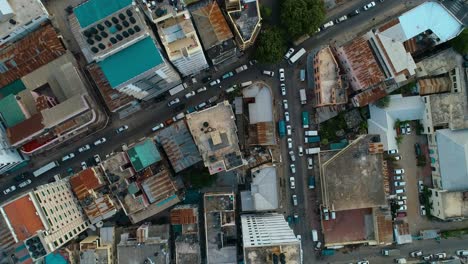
[[240, 164, 279, 212], [117, 224, 170, 264], [204, 192, 237, 264], [171, 205, 201, 264], [241, 213, 301, 264], [79, 234, 113, 264], [225, 0, 262, 51], [430, 189, 468, 221], [0, 124, 27, 174], [186, 101, 244, 174]]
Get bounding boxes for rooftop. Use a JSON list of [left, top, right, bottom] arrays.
[[428, 92, 468, 130], [154, 121, 202, 173], [0, 0, 49, 45], [418, 77, 451, 95], [0, 94, 26, 127], [74, 0, 132, 28], [336, 36, 385, 91], [170, 205, 198, 226], [433, 190, 468, 219], [186, 101, 243, 174], [97, 37, 164, 88], [1, 193, 45, 242], [322, 208, 374, 246], [191, 1, 234, 49], [227, 0, 261, 42], [320, 135, 387, 211], [240, 165, 278, 211], [0, 24, 66, 88], [436, 129, 468, 191], [126, 138, 161, 172], [314, 46, 347, 106]]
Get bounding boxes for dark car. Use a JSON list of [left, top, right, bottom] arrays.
[[202, 76, 212, 83], [14, 173, 28, 182], [414, 143, 421, 156], [174, 103, 185, 112], [348, 9, 360, 17]]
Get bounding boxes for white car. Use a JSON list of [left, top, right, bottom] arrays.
[[357, 261, 369, 264], [397, 195, 407, 200], [398, 205, 408, 211], [94, 154, 101, 164], [94, 137, 107, 146], [394, 155, 401, 160], [434, 253, 447, 259], [284, 48, 295, 60], [209, 79, 221, 87], [151, 123, 164, 132], [18, 179, 32, 188], [283, 99, 288, 110], [394, 176, 403, 181], [196, 86, 207, 93], [279, 68, 285, 82], [394, 169, 405, 175], [420, 205, 426, 215], [292, 194, 298, 206], [3, 186, 16, 195], [410, 250, 423, 258], [387, 149, 398, 154], [280, 83, 286, 96], [289, 151, 296, 162], [185, 91, 196, 99], [321, 21, 334, 30], [285, 111, 290, 122], [363, 1, 376, 10], [286, 125, 292, 136], [290, 164, 296, 174], [287, 138, 293, 149], [289, 177, 296, 189], [394, 181, 406, 187], [307, 157, 313, 169], [81, 161, 88, 170], [334, 15, 348, 23], [116, 125, 129, 133], [298, 146, 303, 156], [62, 153, 75, 162], [167, 98, 180, 107], [78, 144, 91, 153], [262, 70, 274, 77]]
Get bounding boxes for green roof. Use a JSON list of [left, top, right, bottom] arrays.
[[0, 80, 27, 98], [127, 139, 161, 172], [98, 37, 164, 88], [74, 0, 132, 28], [0, 94, 26, 127]]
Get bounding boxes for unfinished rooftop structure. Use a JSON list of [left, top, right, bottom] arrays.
[[171, 204, 201, 264], [225, 0, 262, 51], [186, 101, 244, 174]]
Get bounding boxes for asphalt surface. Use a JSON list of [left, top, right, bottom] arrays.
[[3, 0, 467, 263]]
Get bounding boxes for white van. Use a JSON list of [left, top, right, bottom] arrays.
[[311, 229, 318, 241], [240, 81, 253, 88]]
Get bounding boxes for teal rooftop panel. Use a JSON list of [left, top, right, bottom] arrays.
[[127, 138, 161, 172], [74, 0, 133, 28], [98, 37, 163, 88], [0, 94, 26, 127], [0, 79, 27, 98]]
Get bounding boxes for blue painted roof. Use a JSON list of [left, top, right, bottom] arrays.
[[399, 2, 463, 42], [74, 0, 132, 28], [98, 37, 164, 88]]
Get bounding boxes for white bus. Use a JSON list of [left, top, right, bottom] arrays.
[[288, 48, 306, 64], [33, 161, 59, 177]]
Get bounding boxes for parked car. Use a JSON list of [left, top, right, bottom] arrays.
[[398, 205, 408, 211], [394, 181, 406, 187], [279, 68, 285, 81], [116, 125, 129, 133], [18, 179, 32, 188], [151, 123, 165, 132], [3, 186, 16, 195], [202, 76, 212, 83], [196, 86, 207, 93], [298, 146, 303, 156], [289, 151, 296, 162], [335, 15, 348, 23], [283, 99, 289, 110], [307, 157, 313, 169], [394, 155, 401, 160], [397, 200, 406, 206], [287, 125, 292, 136], [290, 164, 296, 174], [222, 71, 234, 79], [357, 261, 369, 264], [348, 9, 360, 17], [420, 205, 426, 215], [197, 102, 207, 110], [287, 138, 293, 149], [395, 188, 406, 194], [167, 98, 181, 107], [321, 21, 334, 30], [78, 144, 91, 153], [62, 153, 75, 162], [422, 255, 432, 261], [410, 250, 423, 258], [292, 194, 298, 206], [434, 253, 447, 259], [81, 161, 88, 170], [185, 91, 196, 99], [363, 1, 376, 10], [397, 196, 407, 200], [94, 137, 107, 146], [387, 149, 398, 154], [235, 64, 248, 73], [209, 79, 221, 87], [289, 177, 296, 189], [405, 123, 411, 134], [281, 83, 286, 96], [14, 173, 28, 182], [249, 60, 258, 66], [394, 176, 403, 181], [414, 143, 421, 156], [284, 48, 295, 60], [94, 154, 101, 164], [456, 250, 468, 257], [285, 111, 290, 122], [394, 169, 405, 175], [418, 180, 424, 192], [263, 70, 275, 77]]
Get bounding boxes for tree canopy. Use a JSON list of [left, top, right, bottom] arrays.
[[280, 0, 325, 38], [254, 26, 286, 64], [450, 28, 468, 54]]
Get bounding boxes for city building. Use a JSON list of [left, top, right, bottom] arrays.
[[126, 139, 162, 172], [225, 0, 262, 51], [70, 167, 118, 225], [101, 150, 181, 224], [0, 0, 49, 45], [170, 205, 201, 264], [70, 0, 181, 101], [0, 49, 100, 154], [143, 1, 209, 77], [241, 164, 278, 212], [319, 135, 393, 247], [312, 46, 348, 107], [241, 213, 301, 264], [0, 124, 26, 174], [191, 1, 237, 66], [0, 179, 89, 261], [186, 101, 244, 174], [367, 94, 425, 150], [204, 192, 237, 264], [242, 82, 276, 146], [79, 234, 113, 264], [429, 188, 468, 221], [117, 224, 170, 264], [154, 120, 202, 173]]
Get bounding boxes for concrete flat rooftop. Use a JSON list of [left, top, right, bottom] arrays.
[[320, 135, 387, 211], [244, 244, 301, 264], [0, 0, 48, 38]]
